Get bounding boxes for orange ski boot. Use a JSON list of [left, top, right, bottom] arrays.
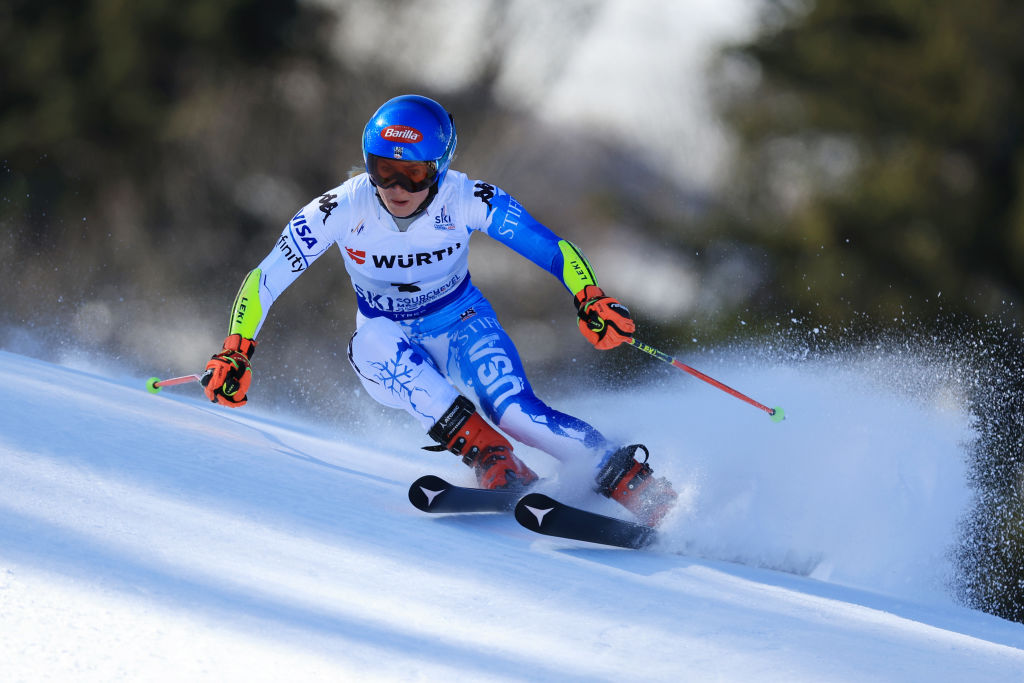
[[428, 396, 539, 490], [595, 444, 677, 527]]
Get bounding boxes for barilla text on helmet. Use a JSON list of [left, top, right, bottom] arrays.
[[381, 126, 423, 143]]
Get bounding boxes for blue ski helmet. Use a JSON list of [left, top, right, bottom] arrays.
[[362, 95, 457, 189]]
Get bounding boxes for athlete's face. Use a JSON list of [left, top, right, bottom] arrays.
[[377, 183, 430, 218]]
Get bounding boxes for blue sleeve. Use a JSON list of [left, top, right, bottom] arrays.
[[478, 186, 598, 295]]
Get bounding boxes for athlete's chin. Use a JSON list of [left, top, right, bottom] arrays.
[[379, 187, 429, 218], [387, 202, 415, 217]]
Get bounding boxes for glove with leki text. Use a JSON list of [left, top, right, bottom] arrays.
[[573, 285, 635, 350], [201, 334, 257, 407]]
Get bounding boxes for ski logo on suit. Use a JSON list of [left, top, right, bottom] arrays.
[[434, 206, 454, 230]]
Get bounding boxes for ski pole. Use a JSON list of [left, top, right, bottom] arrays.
[[626, 338, 785, 422], [145, 372, 208, 394]]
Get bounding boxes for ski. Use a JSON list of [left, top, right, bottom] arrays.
[[408, 474, 523, 513], [514, 493, 657, 549], [409, 477, 658, 550]]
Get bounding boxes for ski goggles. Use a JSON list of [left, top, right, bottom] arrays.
[[366, 154, 438, 193]]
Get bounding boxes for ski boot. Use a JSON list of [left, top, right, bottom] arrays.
[[427, 396, 539, 490], [595, 444, 677, 527]]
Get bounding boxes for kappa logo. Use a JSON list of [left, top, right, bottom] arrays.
[[345, 247, 366, 264], [318, 193, 338, 223], [381, 125, 423, 143], [474, 182, 496, 216]]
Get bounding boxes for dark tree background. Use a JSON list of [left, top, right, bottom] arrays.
[[709, 0, 1024, 323]]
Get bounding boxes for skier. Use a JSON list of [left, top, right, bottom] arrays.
[[202, 94, 677, 526]]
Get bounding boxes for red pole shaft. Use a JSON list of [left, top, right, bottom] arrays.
[[665, 358, 775, 415], [153, 374, 202, 388], [626, 338, 778, 417]]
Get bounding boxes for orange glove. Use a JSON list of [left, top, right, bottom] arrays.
[[201, 334, 256, 407], [573, 285, 635, 350]]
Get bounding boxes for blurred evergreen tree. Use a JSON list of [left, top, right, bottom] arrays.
[[2, 0, 314, 227], [712, 0, 1024, 322], [0, 0, 354, 341]]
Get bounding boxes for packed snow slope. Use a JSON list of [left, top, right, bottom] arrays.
[[2, 347, 1024, 681]]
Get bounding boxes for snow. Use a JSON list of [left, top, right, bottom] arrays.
[[2, 348, 1024, 682]]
